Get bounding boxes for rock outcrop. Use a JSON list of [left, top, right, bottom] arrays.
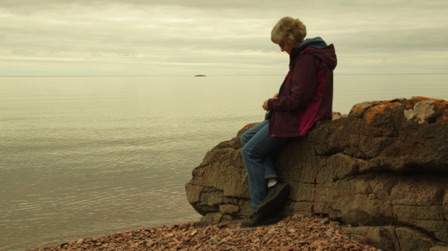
[[185, 97, 448, 251]]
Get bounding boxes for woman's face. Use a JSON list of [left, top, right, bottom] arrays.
[[278, 41, 292, 54]]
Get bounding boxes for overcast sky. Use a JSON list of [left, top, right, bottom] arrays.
[[1, 0, 447, 76]]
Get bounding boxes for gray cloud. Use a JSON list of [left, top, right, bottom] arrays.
[[0, 0, 447, 75]]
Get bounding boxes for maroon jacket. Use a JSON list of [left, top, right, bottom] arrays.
[[267, 38, 337, 137]]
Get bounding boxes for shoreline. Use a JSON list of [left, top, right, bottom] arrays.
[[28, 214, 381, 251]]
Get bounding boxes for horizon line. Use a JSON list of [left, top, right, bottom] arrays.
[[0, 72, 447, 77]]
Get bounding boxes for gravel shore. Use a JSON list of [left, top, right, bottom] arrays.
[[28, 214, 381, 251]]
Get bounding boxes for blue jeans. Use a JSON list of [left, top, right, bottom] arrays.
[[240, 120, 292, 212]]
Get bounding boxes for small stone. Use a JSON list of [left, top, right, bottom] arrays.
[[430, 246, 448, 251], [320, 218, 330, 224], [344, 243, 355, 249], [145, 240, 154, 247]]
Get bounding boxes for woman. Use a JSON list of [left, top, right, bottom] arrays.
[[241, 16, 337, 227]]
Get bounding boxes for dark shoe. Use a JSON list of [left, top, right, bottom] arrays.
[[256, 181, 290, 216], [240, 212, 283, 228]]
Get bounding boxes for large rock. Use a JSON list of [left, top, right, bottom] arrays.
[[185, 97, 448, 251]]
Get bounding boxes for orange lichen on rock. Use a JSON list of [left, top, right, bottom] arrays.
[[406, 97, 448, 111], [351, 100, 390, 115], [444, 109, 448, 125], [364, 102, 400, 126], [404, 99, 448, 125], [434, 102, 448, 125], [432, 99, 448, 110], [405, 96, 430, 109]]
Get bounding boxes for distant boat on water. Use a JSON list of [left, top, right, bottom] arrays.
[[194, 75, 206, 77]]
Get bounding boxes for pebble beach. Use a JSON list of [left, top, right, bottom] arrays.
[[28, 214, 381, 251]]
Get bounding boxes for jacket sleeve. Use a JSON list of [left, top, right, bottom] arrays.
[[268, 53, 317, 112]]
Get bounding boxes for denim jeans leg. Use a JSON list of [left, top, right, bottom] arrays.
[[241, 120, 276, 180], [263, 156, 277, 179], [241, 120, 268, 145], [241, 120, 291, 211]]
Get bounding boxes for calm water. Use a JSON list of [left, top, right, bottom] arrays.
[[0, 74, 447, 250]]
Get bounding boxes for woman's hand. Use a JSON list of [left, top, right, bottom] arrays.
[[262, 100, 269, 111], [262, 94, 278, 111]]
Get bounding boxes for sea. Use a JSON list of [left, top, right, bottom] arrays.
[[1, 74, 447, 250]]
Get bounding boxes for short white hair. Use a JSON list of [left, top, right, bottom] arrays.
[[271, 16, 307, 46]]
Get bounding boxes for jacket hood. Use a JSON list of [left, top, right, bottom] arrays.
[[300, 37, 328, 49], [291, 37, 337, 70]]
